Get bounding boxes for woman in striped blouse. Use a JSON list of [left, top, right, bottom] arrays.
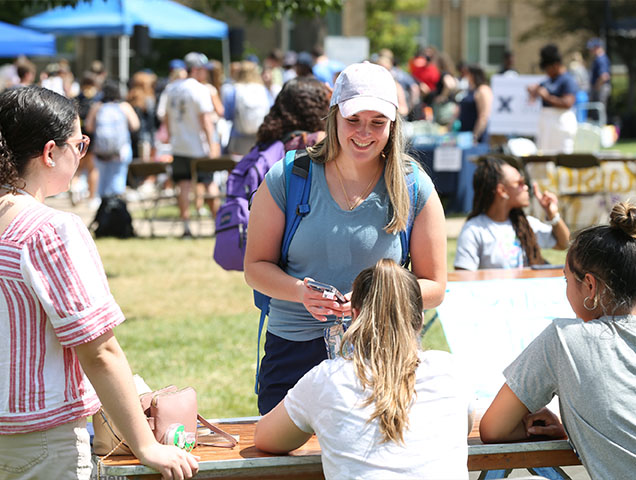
[[0, 86, 198, 479]]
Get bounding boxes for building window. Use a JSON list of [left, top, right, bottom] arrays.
[[398, 14, 442, 50], [326, 9, 342, 36], [466, 16, 508, 68]]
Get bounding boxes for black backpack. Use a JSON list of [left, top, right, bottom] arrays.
[[92, 196, 135, 238]]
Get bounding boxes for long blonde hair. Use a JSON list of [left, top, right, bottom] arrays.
[[307, 106, 418, 234], [342, 258, 423, 444]]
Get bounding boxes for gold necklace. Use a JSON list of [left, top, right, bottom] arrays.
[[333, 161, 380, 211]]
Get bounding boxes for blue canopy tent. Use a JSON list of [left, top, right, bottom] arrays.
[[22, 0, 229, 80], [0, 21, 56, 57]]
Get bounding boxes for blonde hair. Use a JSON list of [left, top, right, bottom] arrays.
[[236, 60, 263, 84], [307, 106, 417, 233], [342, 258, 423, 444]]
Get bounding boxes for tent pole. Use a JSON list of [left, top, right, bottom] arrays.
[[119, 34, 130, 84], [222, 36, 230, 79], [103, 36, 111, 76]]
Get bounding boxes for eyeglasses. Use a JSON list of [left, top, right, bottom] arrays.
[[64, 135, 91, 158]]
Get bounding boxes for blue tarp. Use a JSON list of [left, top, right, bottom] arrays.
[[0, 20, 56, 57], [22, 0, 228, 39]]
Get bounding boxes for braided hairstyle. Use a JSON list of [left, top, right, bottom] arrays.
[[255, 77, 329, 145], [469, 156, 546, 266]]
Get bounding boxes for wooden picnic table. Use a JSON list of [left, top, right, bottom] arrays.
[[100, 267, 580, 479], [448, 265, 564, 282], [98, 414, 581, 479]]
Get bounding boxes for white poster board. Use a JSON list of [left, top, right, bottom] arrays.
[[437, 277, 573, 407], [489, 74, 544, 136], [433, 146, 462, 172], [325, 36, 369, 67]]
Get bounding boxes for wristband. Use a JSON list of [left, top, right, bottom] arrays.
[[548, 212, 561, 226]]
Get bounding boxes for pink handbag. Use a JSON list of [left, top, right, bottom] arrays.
[[93, 385, 237, 456]]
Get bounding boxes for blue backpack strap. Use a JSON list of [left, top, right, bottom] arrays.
[[281, 149, 312, 266], [253, 291, 269, 394], [399, 160, 420, 267], [254, 149, 312, 394]]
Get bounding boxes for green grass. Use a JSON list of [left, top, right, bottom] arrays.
[[98, 237, 258, 417], [96, 233, 567, 418], [607, 138, 636, 155]]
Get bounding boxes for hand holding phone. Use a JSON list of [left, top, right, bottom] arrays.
[[305, 279, 347, 303]]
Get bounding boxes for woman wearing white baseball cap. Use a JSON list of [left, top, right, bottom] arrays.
[[245, 61, 447, 416]]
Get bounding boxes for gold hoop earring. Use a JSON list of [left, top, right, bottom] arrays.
[[583, 295, 598, 311]]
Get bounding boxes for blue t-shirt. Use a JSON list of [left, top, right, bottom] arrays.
[[312, 59, 346, 87], [540, 72, 578, 107], [590, 54, 611, 87], [264, 159, 434, 341]]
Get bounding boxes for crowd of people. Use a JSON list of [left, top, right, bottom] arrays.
[[0, 38, 632, 480], [0, 39, 612, 222]]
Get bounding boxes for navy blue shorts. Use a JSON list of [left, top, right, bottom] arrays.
[[257, 331, 328, 415]]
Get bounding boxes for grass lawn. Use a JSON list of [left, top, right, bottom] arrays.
[[101, 138, 630, 417], [97, 232, 567, 418]]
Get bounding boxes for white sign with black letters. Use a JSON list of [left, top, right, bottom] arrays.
[[490, 74, 544, 136]]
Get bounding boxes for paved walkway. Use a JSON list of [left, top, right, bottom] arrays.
[[48, 190, 467, 239]]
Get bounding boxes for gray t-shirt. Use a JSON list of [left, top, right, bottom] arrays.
[[454, 213, 556, 270], [265, 159, 434, 341], [503, 316, 636, 480]]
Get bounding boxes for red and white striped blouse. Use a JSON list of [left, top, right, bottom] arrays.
[[0, 202, 124, 434]]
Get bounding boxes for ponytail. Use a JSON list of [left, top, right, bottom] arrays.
[[342, 258, 423, 444]]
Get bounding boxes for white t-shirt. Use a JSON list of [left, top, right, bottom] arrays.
[[284, 351, 472, 479], [454, 213, 556, 270], [165, 77, 213, 157]]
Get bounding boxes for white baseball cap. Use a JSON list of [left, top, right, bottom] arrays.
[[330, 61, 398, 121]]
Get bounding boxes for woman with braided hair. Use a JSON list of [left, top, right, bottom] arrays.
[[454, 156, 569, 270]]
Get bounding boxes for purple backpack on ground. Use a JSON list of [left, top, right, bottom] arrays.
[[213, 131, 322, 271]]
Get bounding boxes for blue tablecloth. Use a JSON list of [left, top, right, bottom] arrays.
[[409, 143, 490, 213]]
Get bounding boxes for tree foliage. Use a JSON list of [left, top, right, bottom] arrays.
[[365, 0, 425, 63], [202, 0, 343, 24], [0, 0, 79, 25]]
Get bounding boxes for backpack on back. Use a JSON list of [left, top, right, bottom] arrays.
[[213, 132, 323, 271], [213, 140, 285, 271], [91, 196, 135, 239], [232, 84, 270, 136], [251, 150, 420, 393], [93, 102, 130, 159]]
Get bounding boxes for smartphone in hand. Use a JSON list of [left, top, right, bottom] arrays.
[[530, 264, 564, 270], [306, 280, 347, 303]]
